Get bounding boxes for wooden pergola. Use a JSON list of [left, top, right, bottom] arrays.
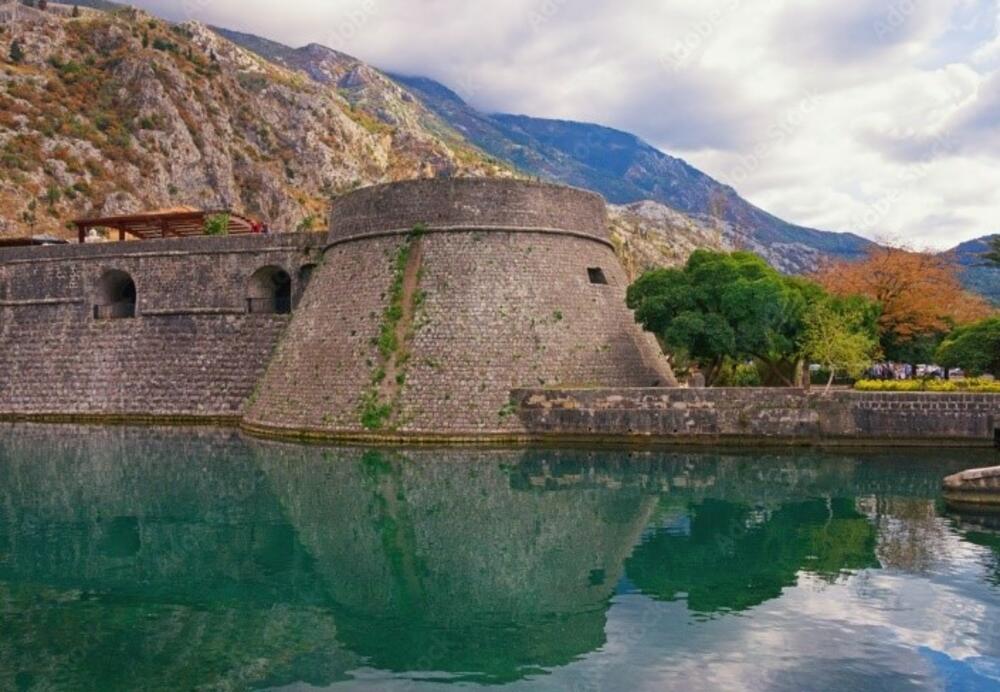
[[72, 207, 261, 243]]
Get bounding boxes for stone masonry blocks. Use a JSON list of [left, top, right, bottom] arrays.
[[244, 179, 677, 437]]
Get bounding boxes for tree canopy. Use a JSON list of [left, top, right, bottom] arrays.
[[985, 236, 1000, 268], [802, 296, 881, 392], [813, 246, 993, 361], [935, 317, 1000, 377], [626, 250, 824, 385]]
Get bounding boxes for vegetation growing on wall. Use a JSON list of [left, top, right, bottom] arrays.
[[360, 226, 426, 430]]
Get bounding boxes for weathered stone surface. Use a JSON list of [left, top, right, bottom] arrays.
[[2, 179, 995, 446], [0, 233, 324, 418], [514, 388, 1000, 445], [943, 466, 1000, 506], [245, 179, 676, 437], [327, 178, 609, 242]]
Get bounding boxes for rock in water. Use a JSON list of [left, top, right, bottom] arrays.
[[943, 466, 1000, 509]]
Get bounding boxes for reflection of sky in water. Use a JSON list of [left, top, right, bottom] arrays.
[[2, 425, 1000, 691], [331, 513, 1000, 691]]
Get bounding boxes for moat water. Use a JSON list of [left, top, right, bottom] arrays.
[[2, 424, 1000, 691]]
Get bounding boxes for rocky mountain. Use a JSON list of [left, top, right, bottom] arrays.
[[389, 75, 874, 272], [215, 28, 871, 274], [608, 201, 728, 279], [0, 3, 510, 238], [949, 235, 1000, 305], [2, 2, 994, 304]]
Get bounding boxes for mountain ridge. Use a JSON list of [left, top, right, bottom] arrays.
[[389, 73, 874, 273], [211, 23, 874, 273], [0, 6, 510, 237], [1, 4, 994, 302], [950, 235, 1000, 305]]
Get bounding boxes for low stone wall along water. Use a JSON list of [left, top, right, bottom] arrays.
[[513, 388, 1000, 447]]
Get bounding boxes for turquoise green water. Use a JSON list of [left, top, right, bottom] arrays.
[[1, 424, 1000, 691]]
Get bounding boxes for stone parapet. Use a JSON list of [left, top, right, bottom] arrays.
[[327, 178, 609, 244], [513, 388, 1000, 446]]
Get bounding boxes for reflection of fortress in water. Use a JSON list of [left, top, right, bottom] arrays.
[[0, 424, 990, 688]]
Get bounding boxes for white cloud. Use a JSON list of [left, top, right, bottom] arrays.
[[131, 0, 1000, 249]]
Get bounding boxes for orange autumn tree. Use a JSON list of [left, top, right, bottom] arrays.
[[813, 246, 993, 363]]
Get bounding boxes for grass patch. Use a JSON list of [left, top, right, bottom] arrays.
[[359, 390, 393, 431]]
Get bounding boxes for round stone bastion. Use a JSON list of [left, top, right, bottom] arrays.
[[243, 178, 676, 441]]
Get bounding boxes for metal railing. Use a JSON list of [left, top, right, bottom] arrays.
[[246, 296, 291, 315], [93, 301, 136, 319]]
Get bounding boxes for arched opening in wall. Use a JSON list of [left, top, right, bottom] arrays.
[[94, 270, 137, 319], [247, 266, 292, 315], [295, 263, 318, 308]]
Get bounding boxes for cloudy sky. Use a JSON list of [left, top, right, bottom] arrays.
[[136, 0, 999, 249]]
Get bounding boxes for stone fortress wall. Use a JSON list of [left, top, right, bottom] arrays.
[[0, 178, 995, 446], [514, 388, 1000, 447], [0, 233, 323, 419], [243, 179, 676, 438]]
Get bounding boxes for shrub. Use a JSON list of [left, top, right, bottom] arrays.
[[151, 37, 177, 53], [295, 214, 316, 232], [854, 378, 1000, 393], [731, 363, 763, 387], [9, 40, 24, 64], [203, 213, 229, 236]]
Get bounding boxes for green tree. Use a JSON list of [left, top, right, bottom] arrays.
[[802, 296, 881, 393], [9, 39, 24, 64], [984, 235, 1000, 268], [203, 212, 230, 236], [72, 4, 80, 17], [626, 250, 823, 385], [935, 317, 1000, 377], [44, 185, 61, 209]]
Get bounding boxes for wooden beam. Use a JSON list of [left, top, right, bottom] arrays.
[[69, 209, 261, 240]]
